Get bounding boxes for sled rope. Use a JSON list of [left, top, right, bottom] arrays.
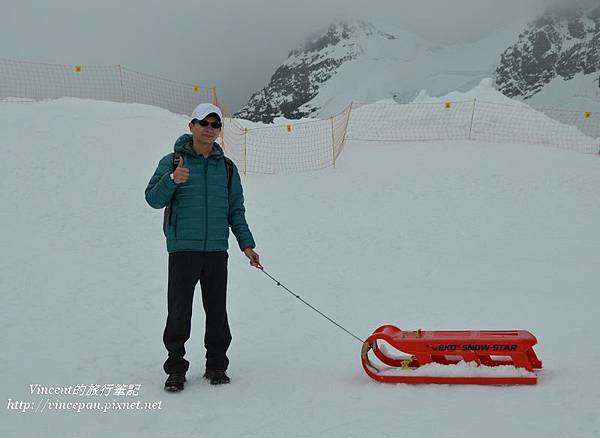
[[258, 266, 364, 344]]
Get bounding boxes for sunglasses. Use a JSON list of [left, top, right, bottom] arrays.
[[192, 119, 222, 129]]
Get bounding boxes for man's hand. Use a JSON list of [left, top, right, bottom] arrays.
[[243, 247, 261, 268], [173, 156, 189, 184]]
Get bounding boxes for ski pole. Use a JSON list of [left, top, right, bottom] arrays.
[[254, 263, 364, 344]]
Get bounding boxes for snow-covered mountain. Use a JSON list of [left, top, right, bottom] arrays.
[[496, 0, 600, 99], [237, 2, 600, 123], [235, 19, 528, 123], [495, 0, 600, 107]]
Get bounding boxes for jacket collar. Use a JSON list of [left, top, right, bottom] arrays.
[[173, 134, 224, 160]]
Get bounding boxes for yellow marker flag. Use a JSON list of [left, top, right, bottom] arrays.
[[74, 65, 82, 73], [287, 124, 293, 133], [193, 85, 200, 93], [444, 101, 452, 109], [584, 111, 592, 119]]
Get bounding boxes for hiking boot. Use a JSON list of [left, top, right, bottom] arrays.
[[203, 369, 230, 385], [164, 373, 186, 392]]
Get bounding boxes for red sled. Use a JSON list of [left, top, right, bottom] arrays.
[[361, 325, 542, 385]]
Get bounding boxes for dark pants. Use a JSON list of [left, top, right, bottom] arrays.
[[162, 251, 231, 375]]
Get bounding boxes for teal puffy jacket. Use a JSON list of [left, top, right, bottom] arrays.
[[145, 134, 255, 253]]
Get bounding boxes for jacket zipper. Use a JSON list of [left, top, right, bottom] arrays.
[[203, 157, 208, 250]]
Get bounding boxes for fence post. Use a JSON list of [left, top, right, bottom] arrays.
[[340, 102, 353, 150], [243, 128, 248, 176], [211, 87, 218, 105], [468, 98, 477, 140], [117, 64, 126, 103], [331, 116, 336, 168]]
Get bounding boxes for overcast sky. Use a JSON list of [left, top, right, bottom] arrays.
[[2, 0, 561, 112]]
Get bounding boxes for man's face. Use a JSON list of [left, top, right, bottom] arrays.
[[189, 115, 221, 144]]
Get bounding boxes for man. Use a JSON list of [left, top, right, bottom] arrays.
[[145, 103, 260, 392]]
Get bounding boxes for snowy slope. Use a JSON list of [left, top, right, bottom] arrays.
[[2, 98, 600, 438], [346, 78, 598, 154], [525, 71, 600, 112]]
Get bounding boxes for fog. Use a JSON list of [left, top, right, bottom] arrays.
[[1, 0, 576, 112]]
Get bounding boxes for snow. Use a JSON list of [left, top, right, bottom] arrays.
[[297, 19, 531, 117], [345, 78, 598, 153], [2, 97, 600, 437], [1, 97, 36, 102], [525, 72, 600, 113], [282, 16, 599, 121], [412, 78, 521, 105], [377, 362, 537, 379]]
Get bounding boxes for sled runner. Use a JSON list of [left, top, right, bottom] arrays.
[[361, 325, 542, 385]]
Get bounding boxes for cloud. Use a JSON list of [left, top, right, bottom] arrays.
[[1, 0, 554, 112]]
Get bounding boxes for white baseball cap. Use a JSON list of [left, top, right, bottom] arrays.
[[190, 103, 222, 122]]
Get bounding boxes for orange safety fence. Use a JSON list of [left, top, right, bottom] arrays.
[[221, 106, 352, 175], [348, 100, 475, 142], [0, 58, 215, 115], [348, 98, 599, 154], [2, 58, 599, 175]]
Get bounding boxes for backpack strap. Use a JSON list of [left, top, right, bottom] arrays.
[[163, 152, 183, 231], [224, 156, 233, 194]]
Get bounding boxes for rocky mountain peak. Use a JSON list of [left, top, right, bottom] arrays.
[[291, 20, 395, 57], [496, 0, 600, 99], [235, 19, 397, 123]]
